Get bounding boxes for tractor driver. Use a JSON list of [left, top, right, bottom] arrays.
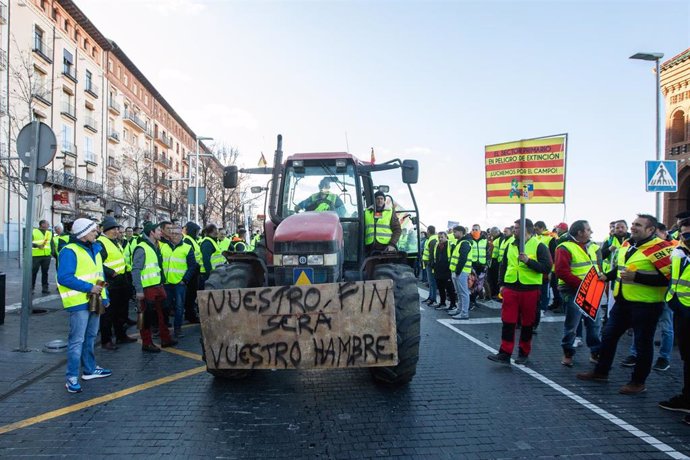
[[364, 191, 402, 254], [294, 177, 346, 217]]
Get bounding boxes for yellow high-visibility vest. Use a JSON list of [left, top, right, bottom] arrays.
[[32, 229, 52, 257], [57, 243, 107, 308]]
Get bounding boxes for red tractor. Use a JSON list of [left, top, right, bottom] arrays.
[[199, 135, 421, 385]]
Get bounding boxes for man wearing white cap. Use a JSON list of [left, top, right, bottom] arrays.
[[57, 218, 112, 393]]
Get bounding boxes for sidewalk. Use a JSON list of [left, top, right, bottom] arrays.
[[0, 251, 69, 399], [1, 251, 60, 310]]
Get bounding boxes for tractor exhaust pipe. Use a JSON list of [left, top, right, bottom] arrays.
[[268, 134, 283, 226]]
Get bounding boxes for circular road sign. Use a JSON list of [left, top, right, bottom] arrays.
[[16, 121, 57, 169]]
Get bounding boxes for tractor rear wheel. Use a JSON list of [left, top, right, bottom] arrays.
[[201, 263, 255, 380], [369, 263, 421, 385]]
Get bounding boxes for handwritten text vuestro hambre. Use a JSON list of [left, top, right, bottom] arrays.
[[196, 280, 398, 370]]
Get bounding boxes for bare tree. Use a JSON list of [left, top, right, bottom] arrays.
[[111, 146, 156, 226], [0, 38, 56, 200]]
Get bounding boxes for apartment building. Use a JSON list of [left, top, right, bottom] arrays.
[[0, 0, 224, 251], [662, 48, 690, 222]]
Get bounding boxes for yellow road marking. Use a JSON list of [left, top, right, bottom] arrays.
[[161, 346, 203, 361], [0, 365, 206, 436]]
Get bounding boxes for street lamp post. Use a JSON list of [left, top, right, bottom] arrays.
[[630, 51, 664, 221], [194, 136, 213, 223]]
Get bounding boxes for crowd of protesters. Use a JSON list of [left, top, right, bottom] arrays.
[[36, 210, 260, 394], [420, 212, 690, 426]]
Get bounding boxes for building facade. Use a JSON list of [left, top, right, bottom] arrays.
[[0, 0, 225, 251], [662, 48, 690, 224]]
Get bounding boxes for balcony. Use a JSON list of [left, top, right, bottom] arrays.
[[45, 168, 103, 195], [108, 131, 120, 143], [155, 131, 172, 148], [62, 65, 77, 83], [84, 151, 97, 165], [85, 81, 99, 98], [108, 99, 121, 114], [144, 126, 153, 138], [32, 37, 52, 63], [107, 156, 122, 170], [33, 90, 52, 106], [0, 2, 7, 24], [61, 102, 76, 120], [154, 176, 169, 188], [668, 141, 690, 157], [143, 150, 153, 161], [154, 153, 172, 168], [123, 110, 146, 131], [61, 141, 77, 157], [84, 116, 98, 133], [0, 49, 6, 70]]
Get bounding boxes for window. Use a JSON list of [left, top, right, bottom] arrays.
[[123, 74, 128, 85], [123, 128, 129, 142], [61, 124, 73, 151], [33, 26, 45, 52], [108, 60, 113, 72], [64, 19, 69, 33], [84, 137, 95, 163], [51, 7, 57, 20], [62, 90, 74, 117], [671, 111, 687, 144], [133, 83, 138, 94], [63, 49, 75, 79], [85, 70, 93, 91]]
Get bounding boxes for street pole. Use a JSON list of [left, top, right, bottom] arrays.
[[194, 137, 199, 223], [187, 150, 191, 222], [655, 56, 662, 222]]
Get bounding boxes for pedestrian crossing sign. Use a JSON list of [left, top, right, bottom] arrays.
[[646, 160, 678, 192], [293, 268, 314, 285]]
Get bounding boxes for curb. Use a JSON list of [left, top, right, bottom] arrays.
[[6, 294, 61, 312]]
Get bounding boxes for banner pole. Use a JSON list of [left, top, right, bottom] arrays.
[[519, 203, 526, 253]]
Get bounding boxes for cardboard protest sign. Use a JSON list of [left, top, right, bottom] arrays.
[[197, 280, 398, 370], [574, 266, 606, 320]]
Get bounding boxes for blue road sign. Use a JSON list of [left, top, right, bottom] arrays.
[[646, 160, 678, 192]]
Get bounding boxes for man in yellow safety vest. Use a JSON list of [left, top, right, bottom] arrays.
[[364, 190, 401, 255], [32, 219, 53, 294], [160, 224, 198, 338]]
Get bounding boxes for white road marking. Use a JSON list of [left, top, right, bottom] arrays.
[[6, 294, 61, 312], [436, 318, 689, 460]]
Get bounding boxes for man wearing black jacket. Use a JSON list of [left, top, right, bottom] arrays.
[[98, 217, 136, 349], [488, 218, 552, 365]]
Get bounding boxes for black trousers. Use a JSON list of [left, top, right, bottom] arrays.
[[488, 260, 500, 297], [435, 276, 457, 306], [677, 314, 690, 400], [100, 286, 129, 344], [31, 256, 51, 289], [184, 272, 200, 320]]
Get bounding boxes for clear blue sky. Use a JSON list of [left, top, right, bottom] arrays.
[[79, 0, 690, 236]]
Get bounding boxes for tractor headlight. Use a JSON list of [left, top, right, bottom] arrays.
[[323, 253, 338, 266], [282, 255, 299, 266], [307, 255, 323, 265]]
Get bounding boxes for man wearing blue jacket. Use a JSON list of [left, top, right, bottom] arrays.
[[57, 218, 112, 393]]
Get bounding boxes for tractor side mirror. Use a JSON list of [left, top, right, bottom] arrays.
[[223, 166, 238, 188], [401, 160, 418, 184], [250, 186, 264, 193]]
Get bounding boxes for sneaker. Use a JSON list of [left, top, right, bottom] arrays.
[[619, 383, 646, 395], [446, 307, 459, 315], [469, 302, 477, 311], [82, 366, 112, 380], [653, 357, 670, 372], [65, 377, 82, 393], [576, 371, 609, 382], [561, 356, 574, 368], [620, 355, 637, 367], [589, 353, 600, 364], [573, 337, 583, 348], [514, 354, 529, 365], [659, 395, 690, 413], [434, 303, 447, 310], [487, 351, 511, 364], [427, 301, 437, 307], [455, 315, 470, 320]]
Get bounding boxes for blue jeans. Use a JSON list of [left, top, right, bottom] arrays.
[[425, 265, 437, 301], [629, 303, 673, 361], [561, 292, 601, 356], [595, 299, 664, 384], [165, 283, 187, 330], [453, 272, 470, 316], [66, 309, 100, 381]]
